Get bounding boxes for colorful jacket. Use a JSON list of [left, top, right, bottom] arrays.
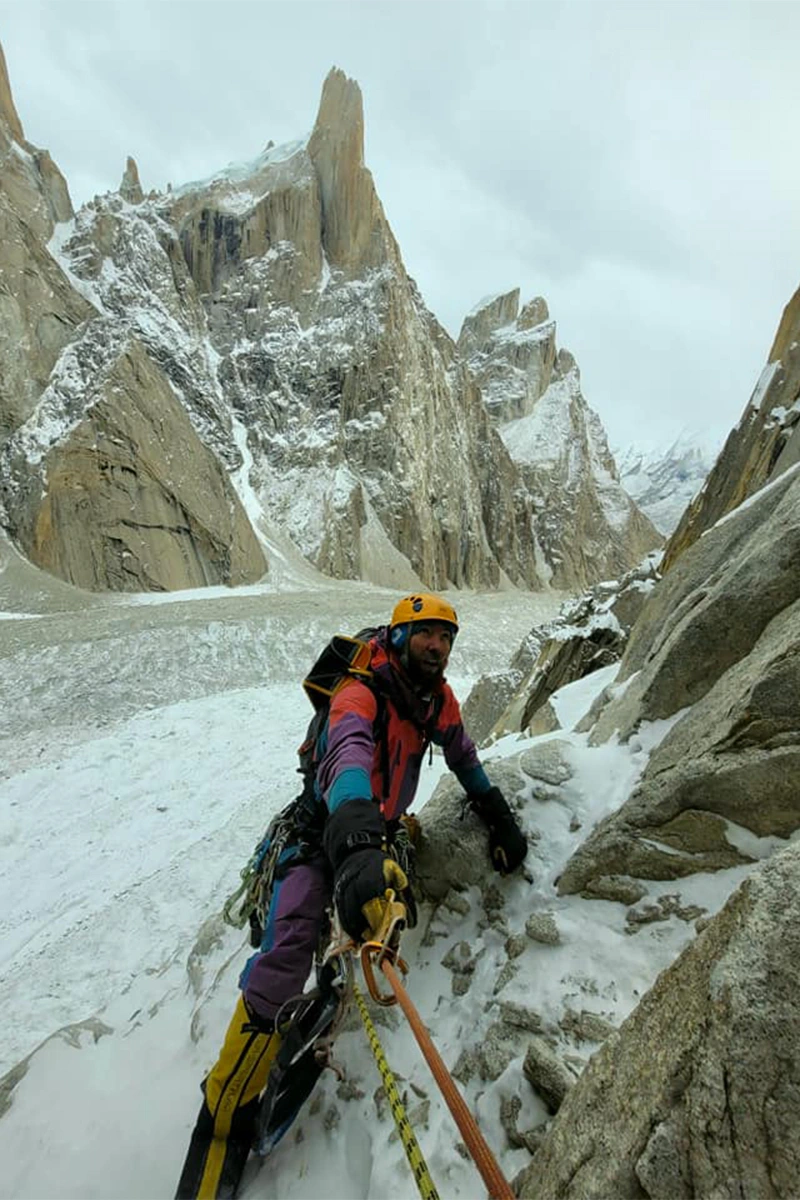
[[316, 627, 490, 821]]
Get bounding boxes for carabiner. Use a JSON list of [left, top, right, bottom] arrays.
[[359, 890, 408, 1005]]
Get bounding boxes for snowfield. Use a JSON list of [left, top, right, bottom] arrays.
[[0, 540, 752, 1199]]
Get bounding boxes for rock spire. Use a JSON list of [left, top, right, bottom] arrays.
[[307, 66, 398, 276], [119, 155, 144, 204], [0, 40, 24, 142]]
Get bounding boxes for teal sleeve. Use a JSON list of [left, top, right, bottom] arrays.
[[327, 766, 372, 813], [454, 763, 491, 795]]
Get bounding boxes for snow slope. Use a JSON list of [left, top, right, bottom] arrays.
[[0, 556, 753, 1199]]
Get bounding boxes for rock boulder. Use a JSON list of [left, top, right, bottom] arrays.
[[519, 841, 800, 1199]]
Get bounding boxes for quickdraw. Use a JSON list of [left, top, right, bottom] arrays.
[[222, 802, 300, 943]]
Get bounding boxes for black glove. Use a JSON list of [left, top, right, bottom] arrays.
[[323, 800, 408, 942], [468, 786, 528, 874], [332, 849, 408, 941]]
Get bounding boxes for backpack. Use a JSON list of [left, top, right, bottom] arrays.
[[296, 627, 388, 810], [222, 627, 387, 946]]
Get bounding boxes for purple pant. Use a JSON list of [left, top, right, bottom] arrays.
[[240, 855, 330, 1022]]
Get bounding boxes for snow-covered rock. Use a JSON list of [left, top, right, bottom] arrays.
[[520, 839, 800, 1199], [663, 283, 800, 569], [615, 431, 718, 535], [0, 52, 656, 595], [458, 290, 662, 588]]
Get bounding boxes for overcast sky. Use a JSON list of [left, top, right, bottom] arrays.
[[2, 1, 798, 451]]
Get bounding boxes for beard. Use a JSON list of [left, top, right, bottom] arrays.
[[405, 641, 448, 686]]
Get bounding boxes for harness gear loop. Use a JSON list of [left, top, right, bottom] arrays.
[[353, 981, 440, 1200], [221, 803, 300, 939], [380, 956, 515, 1200]]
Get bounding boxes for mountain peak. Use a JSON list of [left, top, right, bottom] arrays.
[[311, 67, 365, 160], [0, 40, 25, 142], [307, 67, 394, 275], [119, 155, 144, 204]]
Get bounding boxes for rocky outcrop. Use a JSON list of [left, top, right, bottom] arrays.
[[416, 759, 536, 902], [463, 556, 660, 746], [460, 292, 661, 590], [557, 461, 799, 894], [517, 561, 659, 735], [0, 43, 91, 441], [4, 339, 266, 591], [663, 283, 800, 570], [519, 841, 800, 1199]]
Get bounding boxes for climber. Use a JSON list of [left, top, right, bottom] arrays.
[[175, 591, 528, 1199]]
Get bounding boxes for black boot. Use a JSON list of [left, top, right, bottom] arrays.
[[175, 997, 280, 1199]]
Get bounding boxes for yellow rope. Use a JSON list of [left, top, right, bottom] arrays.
[[353, 982, 440, 1200]]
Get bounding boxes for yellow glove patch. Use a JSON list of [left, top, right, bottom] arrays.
[[361, 859, 409, 940]]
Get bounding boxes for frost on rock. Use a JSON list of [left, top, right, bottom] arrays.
[[615, 431, 719, 536], [2, 66, 655, 595]]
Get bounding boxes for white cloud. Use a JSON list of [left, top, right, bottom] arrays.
[[1, 0, 797, 450]]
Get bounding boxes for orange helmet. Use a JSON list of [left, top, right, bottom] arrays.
[[389, 592, 459, 649]]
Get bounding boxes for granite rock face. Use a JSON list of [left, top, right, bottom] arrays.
[[0, 44, 91, 440], [6, 340, 266, 591], [418, 288, 800, 1199], [550, 290, 800, 894], [519, 842, 800, 1199], [459, 291, 662, 590], [663, 282, 800, 570], [555, 460, 799, 894], [0, 51, 655, 594], [0, 44, 266, 591]]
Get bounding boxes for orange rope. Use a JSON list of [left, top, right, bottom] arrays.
[[381, 958, 515, 1200]]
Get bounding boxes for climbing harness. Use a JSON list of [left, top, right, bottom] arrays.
[[222, 803, 298, 937]]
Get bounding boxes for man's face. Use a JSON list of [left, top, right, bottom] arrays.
[[406, 620, 454, 683]]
